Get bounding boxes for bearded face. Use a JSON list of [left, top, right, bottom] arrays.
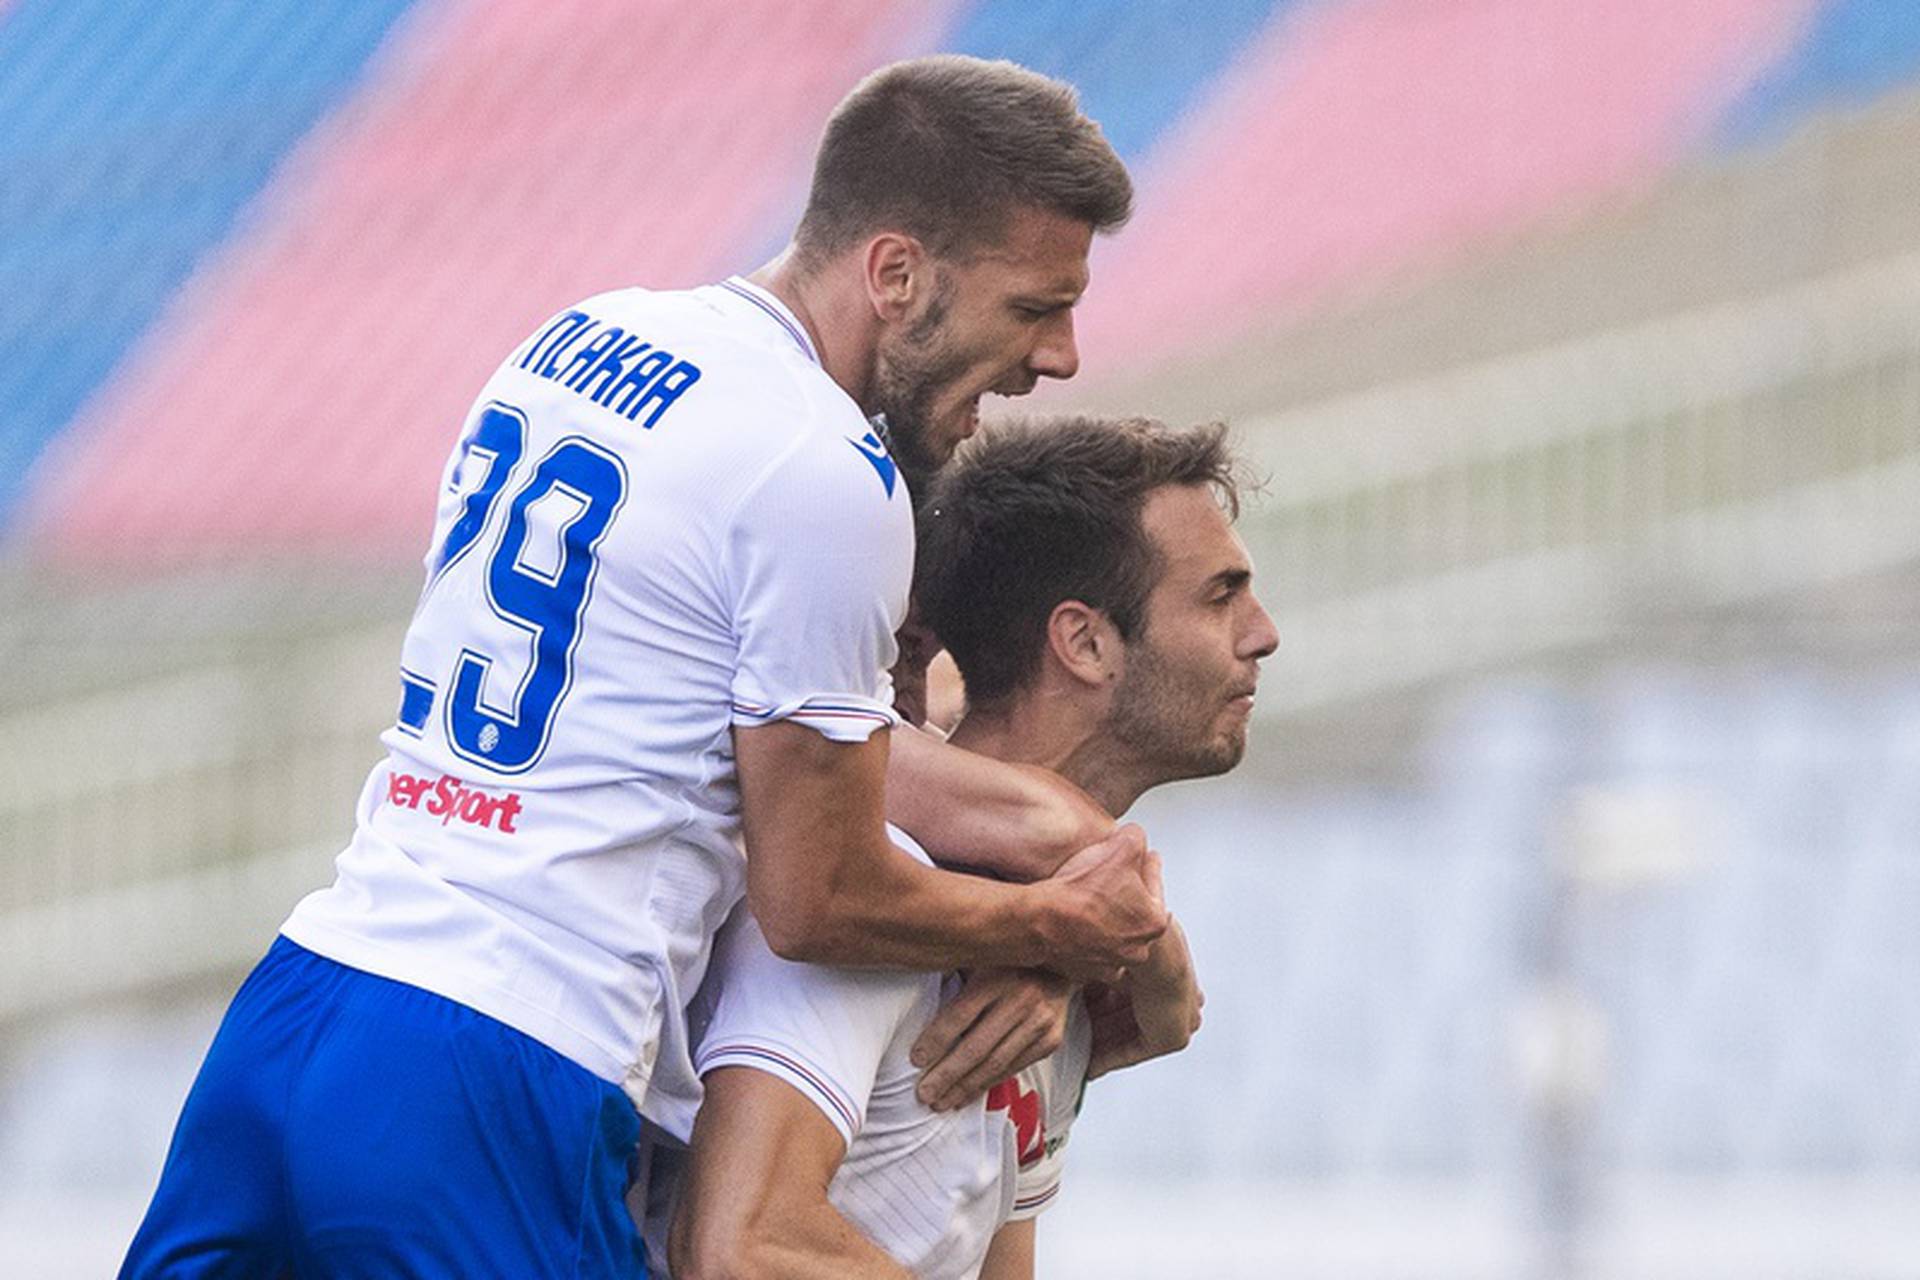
[[865, 208, 1096, 490], [868, 272, 972, 488], [1102, 485, 1275, 789], [1104, 618, 1253, 783]]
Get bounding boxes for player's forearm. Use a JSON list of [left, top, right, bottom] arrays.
[[886, 722, 1112, 881], [756, 832, 1057, 971], [1087, 914, 1204, 1079], [738, 722, 1160, 980], [1131, 914, 1196, 999]]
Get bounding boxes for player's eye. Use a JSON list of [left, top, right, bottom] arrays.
[[1210, 579, 1247, 607]]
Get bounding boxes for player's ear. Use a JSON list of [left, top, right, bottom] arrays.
[[1046, 599, 1122, 690], [863, 232, 929, 323]]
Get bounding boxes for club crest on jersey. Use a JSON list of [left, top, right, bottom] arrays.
[[847, 430, 897, 498], [986, 1077, 1046, 1168]]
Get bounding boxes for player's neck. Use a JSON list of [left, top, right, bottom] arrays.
[[947, 700, 1149, 817], [747, 251, 880, 408]]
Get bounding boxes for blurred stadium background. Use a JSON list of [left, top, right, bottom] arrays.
[[4, 0, 1919, 1275]]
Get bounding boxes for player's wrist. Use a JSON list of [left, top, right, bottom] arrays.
[[1020, 879, 1120, 981], [1020, 878, 1075, 970]]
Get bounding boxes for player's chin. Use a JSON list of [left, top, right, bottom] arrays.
[[1211, 718, 1254, 768], [1177, 730, 1247, 781]]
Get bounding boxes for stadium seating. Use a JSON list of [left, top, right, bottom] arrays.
[[7, 0, 1920, 557], [7, 3, 1920, 1273], [0, 0, 418, 527]]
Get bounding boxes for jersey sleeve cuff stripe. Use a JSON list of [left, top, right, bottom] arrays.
[[1011, 1181, 1062, 1216], [731, 703, 893, 721], [699, 1041, 861, 1139], [729, 695, 898, 743]]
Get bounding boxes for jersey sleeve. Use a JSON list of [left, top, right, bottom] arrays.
[[723, 425, 911, 744], [694, 905, 927, 1146], [1007, 997, 1093, 1220]]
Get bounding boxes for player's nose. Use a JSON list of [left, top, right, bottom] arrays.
[[1028, 311, 1080, 381], [1241, 593, 1279, 661]]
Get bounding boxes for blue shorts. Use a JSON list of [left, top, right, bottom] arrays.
[[122, 936, 647, 1279]]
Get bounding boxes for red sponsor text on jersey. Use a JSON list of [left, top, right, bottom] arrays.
[[986, 1077, 1045, 1168], [386, 770, 524, 833]]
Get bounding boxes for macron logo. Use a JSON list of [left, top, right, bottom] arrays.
[[847, 431, 897, 498]]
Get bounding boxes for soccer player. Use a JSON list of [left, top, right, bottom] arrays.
[[666, 416, 1278, 1279], [123, 58, 1161, 1279]]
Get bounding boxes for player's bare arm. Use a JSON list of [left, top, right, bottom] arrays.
[[1085, 914, 1205, 1081], [886, 720, 1115, 881], [735, 721, 1165, 980], [979, 1217, 1037, 1280], [671, 1067, 910, 1280]]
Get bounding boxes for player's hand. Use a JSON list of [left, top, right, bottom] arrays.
[[909, 968, 1074, 1111], [1037, 824, 1168, 983], [1086, 917, 1204, 1080]]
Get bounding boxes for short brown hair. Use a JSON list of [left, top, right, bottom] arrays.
[[794, 56, 1132, 263], [916, 416, 1245, 708]]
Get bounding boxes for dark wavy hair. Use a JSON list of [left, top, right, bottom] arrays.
[[915, 416, 1245, 707]]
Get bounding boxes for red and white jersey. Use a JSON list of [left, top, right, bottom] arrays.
[[282, 277, 912, 1140], [683, 828, 1089, 1279]]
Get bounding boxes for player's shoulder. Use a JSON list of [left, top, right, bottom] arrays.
[[579, 283, 848, 409], [728, 409, 910, 539], [604, 285, 893, 477], [503, 282, 855, 434], [496, 282, 904, 520]]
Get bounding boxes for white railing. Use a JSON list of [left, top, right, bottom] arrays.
[[5, 249, 1920, 1016]]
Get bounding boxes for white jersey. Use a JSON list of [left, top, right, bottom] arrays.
[[675, 828, 1090, 1279], [282, 278, 913, 1139]]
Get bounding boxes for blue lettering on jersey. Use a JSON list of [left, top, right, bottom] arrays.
[[397, 667, 436, 737], [847, 430, 897, 498], [445, 432, 629, 774], [515, 310, 702, 428], [625, 358, 700, 428], [430, 402, 527, 583], [518, 311, 597, 376], [570, 330, 649, 400], [602, 347, 675, 418]]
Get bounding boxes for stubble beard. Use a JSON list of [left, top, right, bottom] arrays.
[[870, 276, 968, 491], [1106, 635, 1248, 791]]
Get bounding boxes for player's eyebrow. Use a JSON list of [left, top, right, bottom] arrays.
[[1012, 283, 1085, 309], [1021, 265, 1090, 305], [1206, 567, 1252, 596]]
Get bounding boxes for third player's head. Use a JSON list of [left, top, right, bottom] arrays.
[[792, 57, 1132, 483], [916, 417, 1279, 814]]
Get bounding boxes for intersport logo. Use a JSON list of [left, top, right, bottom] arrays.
[[386, 770, 524, 833]]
